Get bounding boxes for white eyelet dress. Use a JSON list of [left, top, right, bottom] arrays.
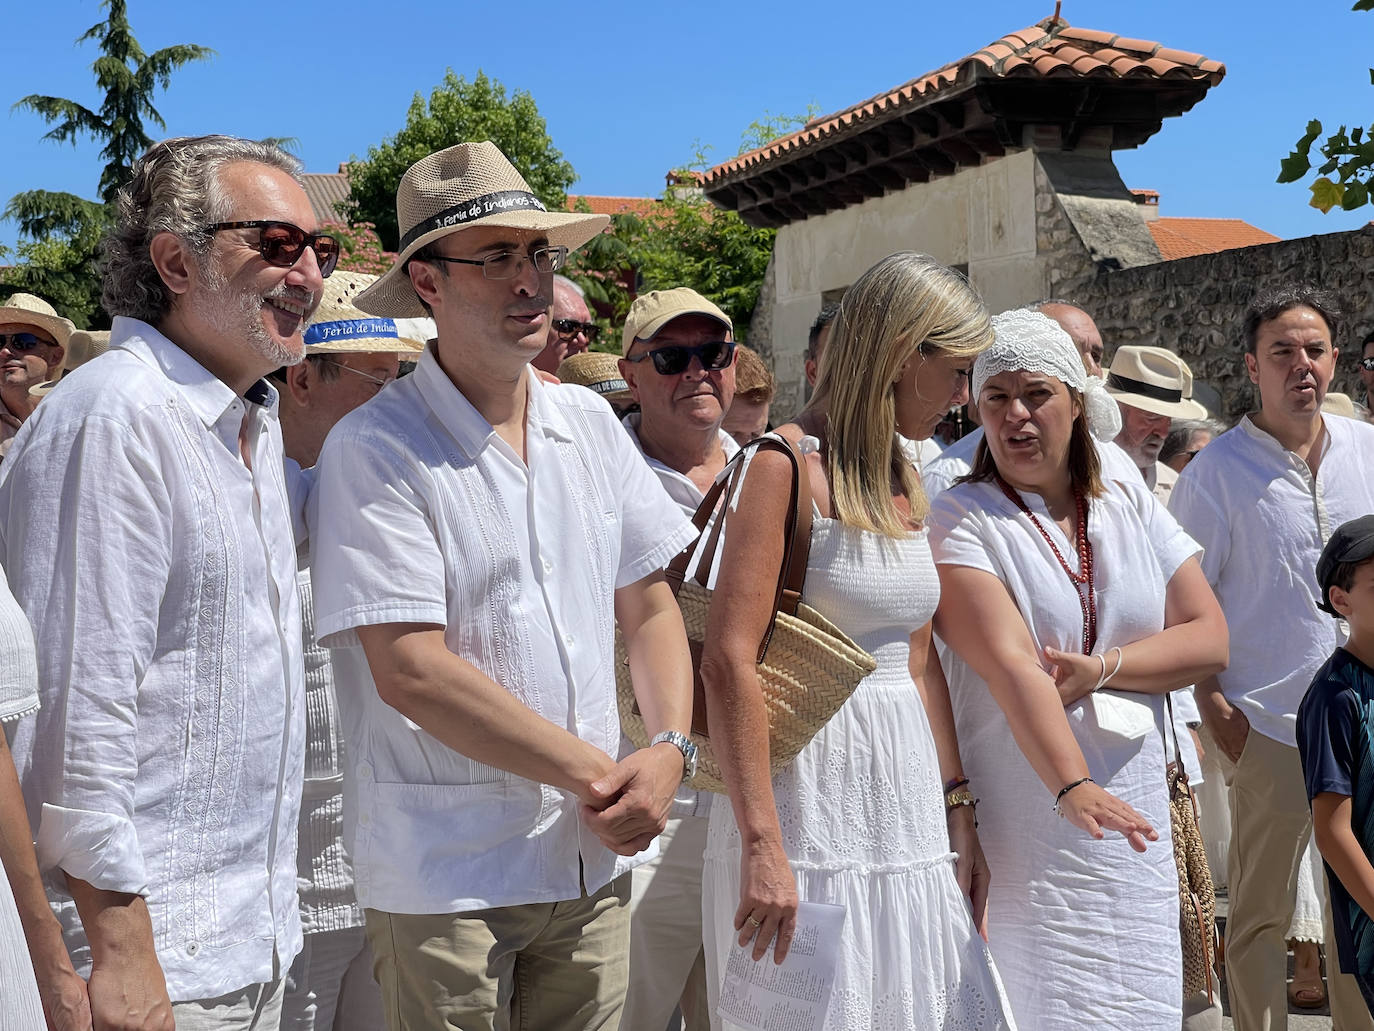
[[701, 441, 1016, 1031]]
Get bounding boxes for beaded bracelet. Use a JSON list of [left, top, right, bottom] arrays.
[[1053, 776, 1094, 816]]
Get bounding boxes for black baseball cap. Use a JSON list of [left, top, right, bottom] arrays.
[[1317, 515, 1374, 616]]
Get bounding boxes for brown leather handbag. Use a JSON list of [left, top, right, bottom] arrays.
[[616, 435, 876, 794]]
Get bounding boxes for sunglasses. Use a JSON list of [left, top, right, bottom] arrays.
[[205, 221, 340, 277], [1361, 357, 1374, 371], [0, 332, 51, 353], [626, 340, 736, 376], [553, 318, 600, 342]]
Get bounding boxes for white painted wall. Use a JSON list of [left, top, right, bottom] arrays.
[[768, 148, 1045, 411]]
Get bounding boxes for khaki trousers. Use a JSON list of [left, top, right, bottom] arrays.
[[364, 873, 631, 1031], [1219, 728, 1373, 1031], [622, 814, 710, 1031]]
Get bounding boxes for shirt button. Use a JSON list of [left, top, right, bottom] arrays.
[[564, 633, 574, 646], [542, 558, 553, 573], [186, 942, 200, 957]]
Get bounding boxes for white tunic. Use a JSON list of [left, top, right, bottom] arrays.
[[930, 474, 1198, 1030]]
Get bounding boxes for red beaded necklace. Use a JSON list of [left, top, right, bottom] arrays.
[[995, 476, 1097, 655]]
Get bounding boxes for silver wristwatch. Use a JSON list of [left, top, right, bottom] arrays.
[[650, 730, 698, 783]]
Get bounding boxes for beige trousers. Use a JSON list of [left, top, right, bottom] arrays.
[[364, 873, 631, 1031], [1220, 728, 1373, 1031], [622, 814, 710, 1031]]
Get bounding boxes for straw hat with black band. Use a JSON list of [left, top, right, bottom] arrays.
[[304, 271, 425, 358], [354, 142, 608, 319], [1104, 345, 1208, 421], [556, 350, 633, 407]]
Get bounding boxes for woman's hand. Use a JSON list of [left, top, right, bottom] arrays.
[[946, 805, 990, 941], [1057, 780, 1159, 853], [1043, 646, 1104, 707], [735, 838, 799, 964]]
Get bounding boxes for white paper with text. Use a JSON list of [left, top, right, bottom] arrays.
[[717, 901, 847, 1031]]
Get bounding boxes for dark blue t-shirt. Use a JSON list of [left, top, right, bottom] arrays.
[[1297, 646, 1374, 1012]]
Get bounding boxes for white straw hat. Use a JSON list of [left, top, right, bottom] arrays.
[[0, 293, 75, 353], [355, 142, 608, 318], [305, 271, 424, 356], [1105, 345, 1208, 420]]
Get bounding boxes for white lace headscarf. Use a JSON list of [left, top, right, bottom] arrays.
[[972, 308, 1122, 441]]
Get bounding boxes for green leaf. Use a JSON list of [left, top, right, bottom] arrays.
[[1310, 177, 1345, 212], [1355, 0, 1374, 11], [1342, 180, 1370, 209], [1278, 150, 1311, 183]]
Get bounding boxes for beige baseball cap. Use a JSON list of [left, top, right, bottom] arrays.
[[620, 288, 732, 355]]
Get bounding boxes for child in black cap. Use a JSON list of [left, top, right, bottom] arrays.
[[1297, 513, 1374, 1014]]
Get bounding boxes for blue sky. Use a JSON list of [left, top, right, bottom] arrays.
[[2, 0, 1372, 253]]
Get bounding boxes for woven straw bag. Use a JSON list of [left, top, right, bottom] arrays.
[[616, 435, 876, 794], [1164, 697, 1218, 1001]]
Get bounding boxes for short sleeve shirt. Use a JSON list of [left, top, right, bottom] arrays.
[[1297, 647, 1374, 1009], [309, 347, 694, 913]]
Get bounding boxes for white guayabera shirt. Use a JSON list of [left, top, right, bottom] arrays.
[[0, 317, 305, 1001], [310, 351, 694, 914]]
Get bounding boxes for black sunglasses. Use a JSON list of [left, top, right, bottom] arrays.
[[0, 332, 51, 353], [205, 220, 340, 277], [626, 340, 736, 376], [553, 318, 600, 342], [1361, 357, 1374, 371]]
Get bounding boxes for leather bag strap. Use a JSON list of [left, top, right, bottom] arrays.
[[661, 434, 814, 663]]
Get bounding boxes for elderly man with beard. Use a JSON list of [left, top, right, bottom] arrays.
[[0, 135, 333, 1031], [1172, 284, 1374, 1031], [1105, 345, 1208, 504]]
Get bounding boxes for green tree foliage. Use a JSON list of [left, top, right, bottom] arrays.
[[2, 0, 212, 325], [1278, 1, 1374, 212], [344, 71, 575, 251]]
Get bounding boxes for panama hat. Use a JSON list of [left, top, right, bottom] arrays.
[[354, 142, 609, 319], [28, 327, 110, 400], [1322, 391, 1358, 419], [0, 293, 75, 355], [557, 350, 632, 406], [304, 271, 425, 356], [1105, 345, 1208, 420], [621, 288, 732, 355]]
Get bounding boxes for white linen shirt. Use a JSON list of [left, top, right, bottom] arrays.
[[0, 317, 304, 1001], [309, 347, 695, 914], [1170, 413, 1374, 746]]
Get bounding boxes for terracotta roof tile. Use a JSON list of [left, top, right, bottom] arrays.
[[301, 172, 350, 224], [566, 195, 661, 217], [702, 17, 1225, 185], [1148, 217, 1280, 261]]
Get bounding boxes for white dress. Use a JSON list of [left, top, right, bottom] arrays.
[[0, 570, 45, 1029], [928, 474, 1197, 1030], [702, 475, 1016, 1030]]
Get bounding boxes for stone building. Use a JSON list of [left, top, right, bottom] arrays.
[[699, 15, 1228, 415]]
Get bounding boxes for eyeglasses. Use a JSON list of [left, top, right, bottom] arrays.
[[204, 221, 341, 277], [424, 246, 568, 281], [625, 340, 736, 376], [1361, 357, 1374, 371], [552, 318, 600, 342], [319, 358, 394, 390], [0, 332, 51, 353]]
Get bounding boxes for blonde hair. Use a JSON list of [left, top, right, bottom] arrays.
[[806, 252, 993, 535]]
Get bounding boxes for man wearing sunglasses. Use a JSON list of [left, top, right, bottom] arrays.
[[0, 135, 330, 1030], [1358, 329, 1374, 412], [0, 293, 72, 461], [616, 286, 737, 1031], [310, 142, 696, 1031], [533, 274, 597, 375]]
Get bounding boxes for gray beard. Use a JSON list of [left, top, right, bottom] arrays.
[[200, 260, 305, 369]]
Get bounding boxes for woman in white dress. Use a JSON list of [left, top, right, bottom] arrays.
[[929, 309, 1229, 1030], [700, 252, 1017, 1030], [0, 565, 88, 1028]]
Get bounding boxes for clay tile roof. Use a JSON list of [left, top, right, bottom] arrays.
[[565, 195, 661, 217], [701, 16, 1225, 186], [1148, 217, 1280, 261], [301, 172, 350, 225]]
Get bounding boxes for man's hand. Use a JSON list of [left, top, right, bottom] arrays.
[[86, 953, 174, 1031], [35, 956, 93, 1031], [1199, 692, 1249, 764], [579, 743, 682, 855]]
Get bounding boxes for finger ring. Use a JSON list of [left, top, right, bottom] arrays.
[[746, 916, 762, 927]]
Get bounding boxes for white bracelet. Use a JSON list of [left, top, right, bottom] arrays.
[[1104, 646, 1124, 687], [1093, 652, 1109, 692]]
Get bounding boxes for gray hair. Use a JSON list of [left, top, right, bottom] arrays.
[[553, 274, 584, 298], [102, 135, 303, 324], [1159, 418, 1227, 464]]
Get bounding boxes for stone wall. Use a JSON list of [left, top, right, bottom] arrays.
[[1069, 225, 1374, 420]]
